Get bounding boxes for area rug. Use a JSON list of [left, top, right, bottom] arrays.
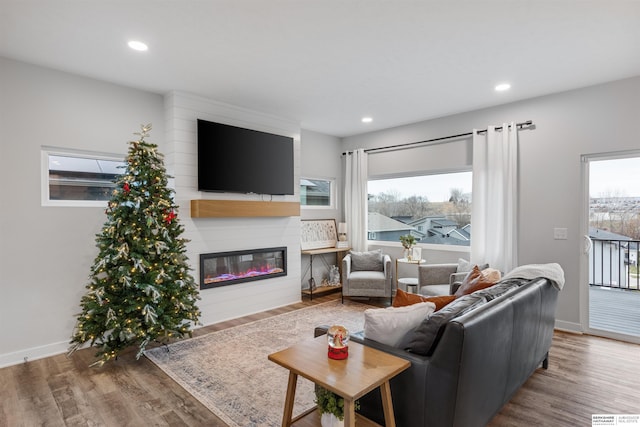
[[145, 300, 368, 427]]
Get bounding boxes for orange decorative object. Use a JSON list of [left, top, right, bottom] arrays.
[[327, 325, 350, 360]]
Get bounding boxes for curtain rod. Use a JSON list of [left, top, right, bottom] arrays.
[[341, 120, 534, 156]]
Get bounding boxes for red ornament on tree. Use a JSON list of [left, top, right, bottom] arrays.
[[164, 210, 176, 224], [123, 182, 130, 193]]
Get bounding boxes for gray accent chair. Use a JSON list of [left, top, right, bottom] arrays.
[[418, 263, 469, 296], [341, 251, 393, 303]]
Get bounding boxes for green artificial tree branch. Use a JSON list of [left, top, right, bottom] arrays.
[[68, 124, 201, 366]]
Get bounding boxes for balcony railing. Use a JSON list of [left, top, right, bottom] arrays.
[[590, 238, 640, 290]]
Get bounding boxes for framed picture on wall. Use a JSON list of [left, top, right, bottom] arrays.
[[300, 219, 337, 250]]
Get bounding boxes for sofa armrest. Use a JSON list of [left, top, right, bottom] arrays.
[[341, 254, 352, 289], [448, 272, 468, 293], [315, 324, 435, 427], [315, 325, 428, 366], [450, 282, 462, 294], [383, 254, 392, 281], [342, 254, 352, 276], [449, 271, 468, 284], [315, 325, 330, 338]]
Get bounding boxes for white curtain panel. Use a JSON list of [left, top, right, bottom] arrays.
[[344, 149, 368, 251], [471, 123, 519, 273]]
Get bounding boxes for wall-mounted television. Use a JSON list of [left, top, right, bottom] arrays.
[[197, 119, 294, 195]]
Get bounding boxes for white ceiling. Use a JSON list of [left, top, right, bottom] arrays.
[[2, 1, 640, 137]]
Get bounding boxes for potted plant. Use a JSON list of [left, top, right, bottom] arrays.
[[315, 386, 355, 427], [399, 234, 417, 260]]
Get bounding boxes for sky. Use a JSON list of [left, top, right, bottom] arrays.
[[590, 157, 640, 198], [367, 156, 640, 202], [368, 171, 472, 202]]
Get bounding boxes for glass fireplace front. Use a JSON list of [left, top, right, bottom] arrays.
[[200, 247, 287, 289]]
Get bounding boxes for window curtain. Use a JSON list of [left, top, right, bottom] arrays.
[[471, 123, 518, 273], [344, 149, 368, 251]]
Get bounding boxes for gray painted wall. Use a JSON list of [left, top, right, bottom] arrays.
[[300, 129, 342, 221], [0, 57, 165, 365], [299, 129, 344, 288], [344, 75, 640, 332]]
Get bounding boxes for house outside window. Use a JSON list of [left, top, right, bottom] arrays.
[[42, 148, 126, 206], [300, 178, 335, 208], [367, 171, 472, 246]]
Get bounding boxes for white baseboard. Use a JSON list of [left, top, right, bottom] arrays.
[[0, 340, 70, 369], [555, 319, 583, 334]]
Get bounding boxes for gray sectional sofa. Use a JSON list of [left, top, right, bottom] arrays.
[[315, 276, 559, 427]]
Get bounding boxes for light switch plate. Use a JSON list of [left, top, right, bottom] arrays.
[[553, 228, 568, 240]]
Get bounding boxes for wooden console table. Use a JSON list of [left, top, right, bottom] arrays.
[[268, 336, 410, 427], [301, 247, 350, 300]]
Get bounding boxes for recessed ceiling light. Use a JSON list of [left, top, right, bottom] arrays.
[[495, 83, 511, 92], [128, 40, 148, 52], [362, 117, 373, 123]]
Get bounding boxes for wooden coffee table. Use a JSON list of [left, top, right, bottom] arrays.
[[268, 335, 411, 427]]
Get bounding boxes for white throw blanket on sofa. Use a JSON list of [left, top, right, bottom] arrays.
[[501, 263, 565, 290]]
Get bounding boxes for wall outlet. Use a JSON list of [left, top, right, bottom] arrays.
[[553, 228, 568, 240]]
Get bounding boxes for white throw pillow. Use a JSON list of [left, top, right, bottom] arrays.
[[363, 302, 436, 347]]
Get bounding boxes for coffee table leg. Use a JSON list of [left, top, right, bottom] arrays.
[[344, 398, 356, 427], [380, 381, 396, 427], [281, 371, 298, 427]]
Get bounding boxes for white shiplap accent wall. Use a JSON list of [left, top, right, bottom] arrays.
[[164, 91, 302, 327]]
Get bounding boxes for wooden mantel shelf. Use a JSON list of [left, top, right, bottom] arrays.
[[190, 199, 300, 218]]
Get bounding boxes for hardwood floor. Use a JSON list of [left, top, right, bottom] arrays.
[[1, 293, 638, 426]]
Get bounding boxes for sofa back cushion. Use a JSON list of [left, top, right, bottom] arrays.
[[474, 279, 522, 301], [403, 293, 487, 356], [350, 249, 383, 271]]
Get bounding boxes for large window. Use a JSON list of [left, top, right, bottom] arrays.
[[367, 171, 472, 246], [300, 178, 335, 208], [42, 148, 126, 206]]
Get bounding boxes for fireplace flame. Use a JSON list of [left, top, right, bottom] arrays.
[[204, 264, 284, 284], [200, 247, 287, 289]]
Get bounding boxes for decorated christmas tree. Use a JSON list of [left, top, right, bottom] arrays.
[[69, 124, 200, 366]]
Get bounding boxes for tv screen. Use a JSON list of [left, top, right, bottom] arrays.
[[197, 119, 294, 195]]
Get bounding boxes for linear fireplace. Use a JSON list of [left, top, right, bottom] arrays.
[[200, 247, 287, 289]]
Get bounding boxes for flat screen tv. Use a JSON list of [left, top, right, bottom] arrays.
[[197, 119, 294, 195]]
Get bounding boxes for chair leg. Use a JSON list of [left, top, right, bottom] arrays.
[[542, 352, 549, 369]]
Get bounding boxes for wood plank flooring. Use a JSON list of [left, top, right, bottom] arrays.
[[1, 293, 638, 427]]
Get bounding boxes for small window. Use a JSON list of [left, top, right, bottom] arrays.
[[42, 148, 126, 206], [300, 178, 335, 208]]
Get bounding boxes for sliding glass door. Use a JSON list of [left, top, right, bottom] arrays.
[[581, 151, 640, 343]]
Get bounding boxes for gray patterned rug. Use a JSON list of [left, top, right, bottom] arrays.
[[145, 300, 368, 427]]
